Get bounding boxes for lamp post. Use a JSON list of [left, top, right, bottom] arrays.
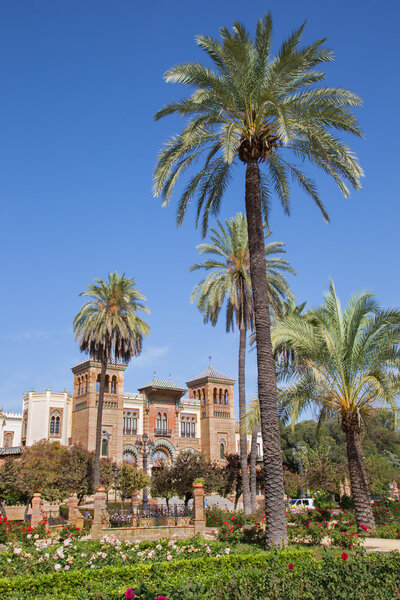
[[135, 433, 154, 511], [102, 430, 112, 507], [292, 443, 306, 498], [112, 464, 120, 514]]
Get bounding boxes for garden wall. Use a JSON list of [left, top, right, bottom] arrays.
[[98, 524, 195, 541]]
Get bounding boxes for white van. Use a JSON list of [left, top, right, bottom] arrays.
[[288, 498, 315, 509]]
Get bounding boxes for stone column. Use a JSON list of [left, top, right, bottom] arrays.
[[67, 493, 83, 529], [91, 486, 108, 540], [31, 493, 43, 528], [193, 482, 205, 535]]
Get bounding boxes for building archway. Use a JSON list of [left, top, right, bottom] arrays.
[[122, 444, 140, 465], [150, 439, 176, 466]]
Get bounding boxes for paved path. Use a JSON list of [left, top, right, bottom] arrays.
[[362, 537, 400, 552]]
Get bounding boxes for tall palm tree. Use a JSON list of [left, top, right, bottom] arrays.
[[153, 15, 363, 545], [272, 282, 400, 530], [73, 272, 150, 487], [190, 213, 294, 514]]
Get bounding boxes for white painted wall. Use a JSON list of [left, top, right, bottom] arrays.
[[23, 390, 72, 446], [0, 412, 22, 446]]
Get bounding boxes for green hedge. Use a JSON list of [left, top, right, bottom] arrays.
[[2, 549, 400, 600]]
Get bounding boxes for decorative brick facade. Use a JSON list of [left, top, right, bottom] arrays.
[[69, 361, 236, 465]]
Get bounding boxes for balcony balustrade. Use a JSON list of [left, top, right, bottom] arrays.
[[154, 428, 172, 437]]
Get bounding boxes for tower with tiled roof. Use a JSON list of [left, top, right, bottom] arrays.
[[186, 361, 236, 461]]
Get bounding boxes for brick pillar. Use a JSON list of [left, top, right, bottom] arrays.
[[393, 481, 399, 500], [91, 486, 108, 540], [255, 497, 265, 524], [67, 493, 83, 529], [193, 482, 205, 535], [131, 491, 140, 509], [339, 481, 344, 498], [31, 493, 43, 528]]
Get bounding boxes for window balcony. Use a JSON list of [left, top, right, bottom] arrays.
[[180, 432, 196, 438], [154, 428, 172, 437]]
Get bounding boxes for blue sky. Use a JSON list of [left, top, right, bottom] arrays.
[[0, 0, 399, 416]]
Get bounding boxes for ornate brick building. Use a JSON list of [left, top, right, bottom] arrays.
[[0, 360, 264, 465], [70, 360, 236, 465]]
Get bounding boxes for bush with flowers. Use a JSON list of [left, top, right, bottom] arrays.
[[0, 534, 235, 577], [205, 506, 253, 528], [0, 546, 399, 600]]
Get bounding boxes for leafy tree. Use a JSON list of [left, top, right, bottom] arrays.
[[73, 272, 150, 487], [13, 441, 73, 502], [150, 463, 176, 507], [117, 463, 149, 504], [190, 213, 294, 514], [154, 14, 363, 545], [273, 282, 400, 529], [302, 444, 346, 496], [170, 450, 223, 506], [0, 460, 25, 516]]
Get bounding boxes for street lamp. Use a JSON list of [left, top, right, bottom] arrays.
[[112, 464, 120, 514], [135, 434, 154, 511], [292, 443, 306, 498]]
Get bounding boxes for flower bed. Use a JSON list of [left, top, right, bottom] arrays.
[[0, 548, 399, 600], [0, 535, 234, 577]]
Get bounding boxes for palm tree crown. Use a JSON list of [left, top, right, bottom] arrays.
[[154, 14, 363, 235], [273, 282, 400, 421], [272, 281, 400, 529], [190, 213, 294, 329], [73, 271, 150, 363]]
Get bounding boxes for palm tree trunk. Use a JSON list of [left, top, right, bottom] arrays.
[[93, 361, 107, 488], [244, 158, 287, 547], [250, 425, 258, 513], [343, 420, 375, 530], [239, 323, 251, 515]]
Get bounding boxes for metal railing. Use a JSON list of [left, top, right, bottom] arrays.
[[154, 428, 172, 437], [108, 503, 191, 528], [180, 431, 196, 438]]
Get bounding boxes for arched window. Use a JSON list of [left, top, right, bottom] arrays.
[[219, 389, 223, 405], [80, 378, 84, 394], [85, 375, 88, 393], [220, 443, 225, 459], [191, 418, 196, 437], [96, 375, 101, 393], [162, 413, 168, 431], [101, 438, 108, 457], [111, 376, 117, 394], [224, 390, 228, 405], [213, 389, 217, 404], [23, 418, 27, 438], [156, 412, 162, 430], [77, 379, 81, 395], [193, 390, 197, 401], [104, 375, 109, 393], [4, 434, 11, 448], [202, 390, 206, 405], [50, 411, 61, 436]]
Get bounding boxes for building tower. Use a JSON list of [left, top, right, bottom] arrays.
[[70, 360, 127, 462], [186, 363, 236, 462]]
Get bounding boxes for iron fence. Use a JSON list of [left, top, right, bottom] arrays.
[[107, 503, 191, 528]]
